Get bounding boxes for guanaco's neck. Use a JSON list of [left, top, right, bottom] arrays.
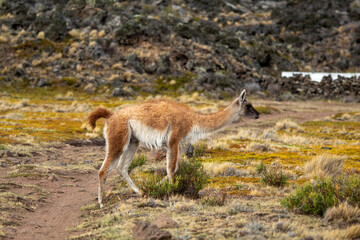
[[193, 103, 237, 133]]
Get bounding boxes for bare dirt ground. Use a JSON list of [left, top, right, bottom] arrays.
[[0, 144, 104, 240], [1, 99, 359, 239]]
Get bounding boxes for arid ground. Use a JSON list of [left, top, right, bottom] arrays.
[[1, 91, 360, 239]]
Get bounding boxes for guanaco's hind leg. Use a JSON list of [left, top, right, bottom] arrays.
[[98, 122, 129, 208], [116, 141, 142, 195], [98, 152, 121, 208], [166, 139, 180, 183]]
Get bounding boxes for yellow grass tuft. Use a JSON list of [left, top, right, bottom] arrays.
[[98, 30, 106, 38], [89, 30, 98, 40], [31, 59, 43, 67], [304, 154, 345, 178], [1, 24, 9, 32], [324, 202, 360, 224], [343, 224, 360, 239], [112, 62, 123, 70], [274, 119, 303, 132], [108, 74, 120, 82], [340, 113, 351, 121], [208, 140, 230, 151], [203, 162, 235, 177], [279, 135, 313, 145], [229, 129, 257, 140], [123, 71, 133, 81], [76, 64, 82, 72], [246, 142, 271, 152], [88, 41, 96, 47], [68, 29, 81, 39], [169, 196, 197, 212], [37, 31, 45, 39], [0, 35, 8, 43], [261, 128, 278, 141]]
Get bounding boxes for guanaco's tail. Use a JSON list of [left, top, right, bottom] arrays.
[[88, 107, 113, 129]]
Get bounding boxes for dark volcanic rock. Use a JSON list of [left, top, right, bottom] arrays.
[[115, 16, 170, 45], [126, 53, 144, 74], [157, 54, 171, 74]]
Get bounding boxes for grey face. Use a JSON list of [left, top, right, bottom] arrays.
[[241, 100, 259, 119]]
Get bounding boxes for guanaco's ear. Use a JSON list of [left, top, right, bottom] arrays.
[[239, 89, 246, 103]]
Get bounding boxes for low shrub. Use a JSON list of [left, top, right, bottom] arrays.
[[140, 160, 208, 199], [281, 175, 360, 216], [128, 154, 147, 173], [261, 167, 288, 187], [193, 142, 207, 157], [256, 162, 267, 174]]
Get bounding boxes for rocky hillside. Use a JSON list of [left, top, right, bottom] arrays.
[[0, 0, 359, 100]]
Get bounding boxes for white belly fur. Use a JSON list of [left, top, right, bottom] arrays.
[[129, 120, 169, 149]]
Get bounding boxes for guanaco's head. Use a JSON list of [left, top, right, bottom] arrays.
[[234, 90, 259, 120]]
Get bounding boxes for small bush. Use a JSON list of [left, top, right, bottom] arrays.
[[128, 154, 147, 173], [281, 175, 360, 216], [256, 162, 267, 174], [140, 160, 208, 199], [261, 168, 288, 187], [193, 142, 207, 157]]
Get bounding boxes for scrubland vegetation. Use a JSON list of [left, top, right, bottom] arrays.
[[1, 90, 360, 239]]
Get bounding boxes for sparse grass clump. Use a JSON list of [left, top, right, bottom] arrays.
[[200, 190, 227, 206], [343, 224, 360, 239], [128, 154, 147, 173], [140, 160, 208, 199], [208, 139, 230, 151], [203, 162, 236, 177], [261, 167, 288, 187], [304, 154, 345, 178], [274, 119, 303, 132], [324, 202, 360, 224], [246, 142, 271, 152], [281, 175, 360, 216]]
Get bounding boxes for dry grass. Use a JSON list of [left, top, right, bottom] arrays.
[[261, 128, 278, 141], [304, 154, 345, 178], [68, 29, 81, 39], [274, 119, 303, 132], [169, 195, 197, 212], [279, 135, 315, 145], [324, 202, 360, 224], [229, 129, 257, 140], [245, 142, 271, 152], [342, 224, 360, 239], [202, 162, 236, 177], [208, 139, 230, 151]]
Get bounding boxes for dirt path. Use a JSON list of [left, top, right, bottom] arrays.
[[2, 105, 348, 240], [16, 173, 98, 240], [1, 143, 104, 240]]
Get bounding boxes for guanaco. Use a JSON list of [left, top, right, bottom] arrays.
[[88, 90, 259, 207]]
